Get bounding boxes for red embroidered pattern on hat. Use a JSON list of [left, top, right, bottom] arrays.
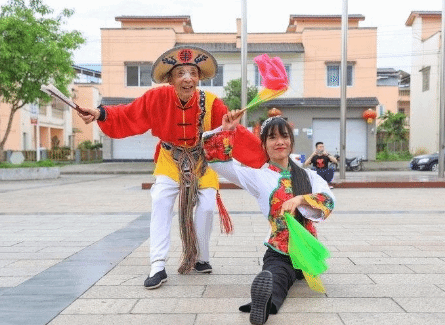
[[178, 49, 193, 63]]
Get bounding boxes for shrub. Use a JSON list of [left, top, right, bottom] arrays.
[[77, 141, 102, 150], [77, 140, 93, 150], [376, 150, 412, 161], [34, 160, 56, 167], [90, 143, 102, 150], [50, 146, 71, 160], [0, 159, 56, 168]]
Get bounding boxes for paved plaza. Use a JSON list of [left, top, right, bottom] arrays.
[[1, 167, 445, 324]]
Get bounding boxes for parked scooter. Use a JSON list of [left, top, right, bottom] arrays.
[[332, 152, 364, 171], [345, 156, 364, 171]]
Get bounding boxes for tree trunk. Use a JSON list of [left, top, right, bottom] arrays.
[[0, 104, 20, 162]]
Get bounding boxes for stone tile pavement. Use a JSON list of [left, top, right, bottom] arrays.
[[1, 174, 445, 324]]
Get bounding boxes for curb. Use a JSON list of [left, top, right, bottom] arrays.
[[60, 171, 154, 175], [333, 181, 445, 188], [0, 167, 60, 181], [142, 181, 445, 189]]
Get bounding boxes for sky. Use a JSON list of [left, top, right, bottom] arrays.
[[4, 0, 442, 71]]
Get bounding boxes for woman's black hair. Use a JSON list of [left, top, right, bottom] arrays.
[[260, 117, 294, 150], [289, 158, 312, 224], [260, 117, 312, 224]]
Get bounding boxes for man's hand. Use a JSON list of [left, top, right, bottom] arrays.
[[304, 150, 317, 166], [222, 109, 243, 131], [77, 107, 100, 124], [327, 153, 337, 163]]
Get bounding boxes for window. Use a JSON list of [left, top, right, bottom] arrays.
[[23, 132, 27, 150], [51, 100, 64, 119], [326, 64, 353, 87], [213, 65, 224, 86], [255, 64, 291, 87], [379, 105, 384, 116], [398, 108, 405, 115], [126, 63, 152, 87], [200, 65, 224, 87], [255, 65, 261, 87], [421, 66, 430, 92], [398, 89, 410, 97], [68, 135, 73, 150], [39, 105, 46, 116], [285, 65, 291, 83], [52, 107, 63, 119]]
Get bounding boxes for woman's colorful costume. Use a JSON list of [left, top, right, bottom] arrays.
[[203, 125, 335, 313]]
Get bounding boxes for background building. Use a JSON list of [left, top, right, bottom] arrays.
[[71, 65, 103, 149], [100, 15, 379, 161], [376, 68, 411, 125], [406, 11, 441, 155], [0, 67, 102, 157]]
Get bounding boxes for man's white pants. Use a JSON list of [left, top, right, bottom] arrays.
[[149, 175, 215, 274]]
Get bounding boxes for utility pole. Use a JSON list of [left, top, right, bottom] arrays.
[[339, 0, 348, 179], [439, 0, 445, 178], [241, 0, 248, 126]]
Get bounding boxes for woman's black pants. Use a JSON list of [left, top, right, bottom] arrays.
[[239, 247, 303, 314]]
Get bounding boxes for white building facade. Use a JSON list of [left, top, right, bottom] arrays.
[[406, 11, 442, 154]]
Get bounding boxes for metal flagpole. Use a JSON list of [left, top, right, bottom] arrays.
[[241, 0, 248, 126], [339, 0, 348, 179], [439, 0, 445, 178]]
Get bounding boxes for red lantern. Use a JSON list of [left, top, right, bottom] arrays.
[[362, 109, 377, 124]]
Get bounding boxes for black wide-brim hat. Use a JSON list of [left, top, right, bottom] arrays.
[[151, 46, 218, 84]]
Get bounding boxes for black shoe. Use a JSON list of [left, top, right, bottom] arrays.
[[144, 269, 167, 289], [239, 302, 252, 313], [194, 261, 212, 273], [250, 270, 273, 325]]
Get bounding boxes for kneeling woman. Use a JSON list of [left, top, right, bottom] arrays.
[[202, 111, 335, 325]]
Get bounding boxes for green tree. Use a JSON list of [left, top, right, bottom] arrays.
[[0, 0, 85, 159], [223, 78, 259, 111], [377, 111, 408, 142]]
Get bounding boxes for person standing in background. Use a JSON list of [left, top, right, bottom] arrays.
[[304, 142, 337, 187]]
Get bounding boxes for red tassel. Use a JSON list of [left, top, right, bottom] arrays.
[[216, 191, 233, 234]]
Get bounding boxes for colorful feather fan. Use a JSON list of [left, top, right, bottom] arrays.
[[234, 54, 289, 118]]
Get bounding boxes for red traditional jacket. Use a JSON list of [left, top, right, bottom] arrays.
[[98, 85, 228, 160]]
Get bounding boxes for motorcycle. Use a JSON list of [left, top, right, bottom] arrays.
[[345, 156, 364, 171], [331, 153, 364, 172]]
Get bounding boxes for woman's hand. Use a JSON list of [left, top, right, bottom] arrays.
[[222, 109, 243, 131], [77, 107, 100, 124], [280, 195, 306, 216]]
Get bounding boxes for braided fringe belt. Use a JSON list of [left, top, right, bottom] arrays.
[[167, 143, 207, 274]]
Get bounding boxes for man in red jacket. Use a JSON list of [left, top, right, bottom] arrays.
[[79, 46, 228, 289]]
